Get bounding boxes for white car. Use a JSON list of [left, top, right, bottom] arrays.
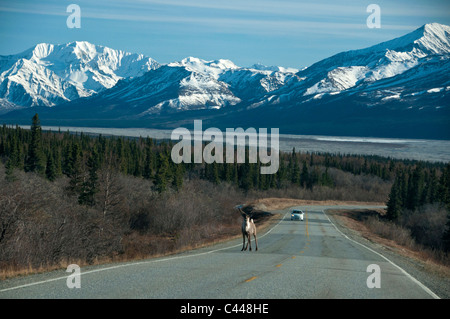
[[291, 209, 304, 221]]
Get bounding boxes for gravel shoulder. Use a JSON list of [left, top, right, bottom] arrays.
[[325, 209, 450, 299]]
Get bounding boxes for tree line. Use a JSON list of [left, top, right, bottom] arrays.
[[386, 163, 450, 219], [2, 114, 446, 202], [385, 161, 450, 251]]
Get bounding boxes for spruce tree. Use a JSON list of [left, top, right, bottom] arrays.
[[308, 167, 319, 189], [210, 162, 220, 185], [276, 157, 286, 189], [240, 162, 253, 192], [427, 168, 439, 204], [45, 153, 57, 182], [68, 142, 84, 194], [386, 178, 402, 221], [143, 146, 153, 179], [54, 148, 62, 177], [320, 167, 334, 187], [79, 149, 100, 206], [224, 163, 233, 183], [62, 143, 74, 176], [5, 158, 16, 182], [25, 114, 46, 174], [442, 212, 450, 252], [438, 164, 450, 207], [233, 163, 239, 187], [300, 161, 309, 188], [153, 152, 169, 193], [398, 169, 408, 207], [291, 160, 300, 185], [406, 164, 425, 210], [172, 164, 184, 191]]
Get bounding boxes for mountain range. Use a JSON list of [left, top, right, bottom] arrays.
[[1, 23, 449, 139], [0, 41, 159, 110]]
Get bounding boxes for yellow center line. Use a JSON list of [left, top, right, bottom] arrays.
[[276, 264, 282, 268], [305, 209, 309, 240], [245, 276, 258, 283]]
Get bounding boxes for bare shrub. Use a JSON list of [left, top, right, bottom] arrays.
[[364, 215, 416, 248], [146, 179, 246, 237], [122, 178, 247, 255], [400, 204, 448, 251], [327, 168, 391, 202], [360, 209, 450, 266], [0, 170, 83, 270], [0, 167, 132, 272]]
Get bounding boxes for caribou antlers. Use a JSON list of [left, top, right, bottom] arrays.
[[237, 206, 258, 252]]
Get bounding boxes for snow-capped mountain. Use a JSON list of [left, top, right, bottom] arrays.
[[0, 23, 449, 138], [63, 56, 302, 115], [249, 63, 299, 74], [162, 57, 301, 110], [65, 22, 448, 116], [0, 41, 160, 107], [0, 44, 301, 113], [261, 22, 450, 107]]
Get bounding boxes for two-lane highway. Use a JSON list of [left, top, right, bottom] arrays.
[[0, 205, 439, 299]]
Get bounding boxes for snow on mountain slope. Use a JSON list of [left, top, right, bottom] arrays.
[[0, 46, 302, 113], [83, 57, 303, 114], [76, 64, 241, 115], [0, 23, 448, 123], [0, 41, 160, 107], [49, 22, 448, 117], [168, 57, 239, 77], [304, 66, 369, 95], [249, 63, 299, 74], [257, 23, 450, 107], [169, 57, 299, 96], [290, 23, 450, 95], [368, 22, 450, 56], [163, 57, 243, 110]]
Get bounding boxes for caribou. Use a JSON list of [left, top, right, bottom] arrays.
[[238, 207, 258, 251]]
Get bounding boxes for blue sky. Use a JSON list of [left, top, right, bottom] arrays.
[[0, 0, 449, 68]]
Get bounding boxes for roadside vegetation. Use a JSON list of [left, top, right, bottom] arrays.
[[0, 114, 448, 278], [329, 207, 449, 271]]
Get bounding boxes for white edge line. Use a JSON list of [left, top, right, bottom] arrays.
[[321, 209, 440, 299], [0, 211, 289, 294]]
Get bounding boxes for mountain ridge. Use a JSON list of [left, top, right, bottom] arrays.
[[1, 23, 449, 139], [0, 41, 160, 108]]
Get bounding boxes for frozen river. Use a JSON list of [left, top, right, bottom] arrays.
[[27, 125, 450, 163]]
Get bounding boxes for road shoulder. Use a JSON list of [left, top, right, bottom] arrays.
[[325, 209, 450, 299]]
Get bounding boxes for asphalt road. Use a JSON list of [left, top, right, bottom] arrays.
[[0, 205, 440, 299]]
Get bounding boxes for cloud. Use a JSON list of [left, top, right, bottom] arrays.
[[135, 0, 450, 18], [0, 0, 445, 42], [0, 1, 418, 38], [2, 0, 448, 21]]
